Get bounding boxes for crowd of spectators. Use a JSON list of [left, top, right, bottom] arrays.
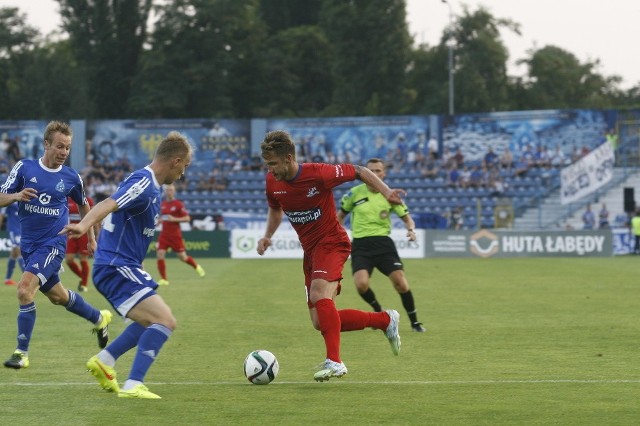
[[81, 157, 134, 202], [0, 135, 23, 176]]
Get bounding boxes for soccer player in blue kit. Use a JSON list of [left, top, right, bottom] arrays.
[[61, 131, 192, 399], [0, 121, 112, 369], [0, 202, 25, 285]]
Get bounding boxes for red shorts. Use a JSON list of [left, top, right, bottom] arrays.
[[303, 239, 350, 308], [156, 233, 186, 253], [67, 234, 89, 255]]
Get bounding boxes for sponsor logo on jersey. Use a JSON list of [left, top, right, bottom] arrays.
[[143, 227, 156, 237], [24, 202, 60, 216], [29, 177, 38, 183], [306, 187, 320, 198], [38, 193, 52, 205], [285, 207, 321, 225]]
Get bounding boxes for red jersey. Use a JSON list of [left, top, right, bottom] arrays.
[[68, 197, 94, 223], [160, 198, 188, 238], [266, 163, 356, 251]]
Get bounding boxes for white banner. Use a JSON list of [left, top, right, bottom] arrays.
[[230, 229, 425, 259], [560, 141, 615, 205]]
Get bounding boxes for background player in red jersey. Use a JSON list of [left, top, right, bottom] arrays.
[[256, 130, 405, 382], [66, 197, 95, 292], [156, 183, 205, 285]]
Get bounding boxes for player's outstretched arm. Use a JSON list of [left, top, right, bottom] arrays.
[[60, 198, 118, 238], [257, 206, 283, 255], [354, 165, 406, 204]]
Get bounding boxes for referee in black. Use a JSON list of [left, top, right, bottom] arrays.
[[338, 158, 425, 332]]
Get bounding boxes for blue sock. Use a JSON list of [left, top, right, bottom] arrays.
[[106, 322, 146, 360], [128, 323, 172, 382], [6, 258, 16, 279], [18, 257, 25, 272], [17, 302, 36, 352], [65, 290, 100, 323]]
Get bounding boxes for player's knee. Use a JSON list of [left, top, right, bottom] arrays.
[[163, 315, 177, 331], [355, 281, 369, 293], [16, 282, 38, 304]]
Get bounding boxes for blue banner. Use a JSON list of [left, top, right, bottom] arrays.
[[87, 119, 251, 173], [267, 115, 430, 166]]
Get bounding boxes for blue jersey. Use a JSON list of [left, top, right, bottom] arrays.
[[0, 159, 87, 253], [94, 166, 162, 267]]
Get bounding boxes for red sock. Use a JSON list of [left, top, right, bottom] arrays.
[[67, 260, 82, 278], [80, 260, 90, 286], [185, 256, 197, 268], [314, 298, 341, 362], [157, 259, 166, 279], [339, 309, 389, 331]]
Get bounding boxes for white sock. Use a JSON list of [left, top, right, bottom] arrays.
[[123, 379, 143, 391], [97, 350, 116, 367]]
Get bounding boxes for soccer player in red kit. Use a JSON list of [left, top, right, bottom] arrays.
[[66, 197, 95, 292], [256, 130, 404, 382], [156, 183, 205, 285]]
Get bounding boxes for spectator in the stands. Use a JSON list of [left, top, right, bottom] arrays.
[[490, 176, 507, 197], [427, 135, 438, 160], [605, 128, 619, 150], [446, 165, 460, 188], [534, 145, 550, 168], [420, 155, 441, 179], [448, 207, 464, 230], [441, 147, 455, 169], [582, 204, 596, 230], [499, 146, 513, 171], [549, 147, 567, 167], [469, 165, 486, 188], [452, 147, 465, 168], [512, 155, 529, 178], [520, 145, 535, 168], [483, 146, 499, 170], [598, 203, 610, 229], [199, 170, 228, 192], [459, 166, 471, 189], [390, 147, 405, 170], [5, 136, 22, 162]]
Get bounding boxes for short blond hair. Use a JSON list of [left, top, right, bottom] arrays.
[[44, 121, 72, 143], [155, 131, 191, 161]]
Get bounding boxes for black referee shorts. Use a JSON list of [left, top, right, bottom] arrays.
[[350, 236, 403, 276]]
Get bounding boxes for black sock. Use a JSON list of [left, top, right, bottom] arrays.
[[400, 290, 419, 324], [360, 288, 382, 312]]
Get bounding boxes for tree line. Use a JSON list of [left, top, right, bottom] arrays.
[[0, 0, 638, 121]]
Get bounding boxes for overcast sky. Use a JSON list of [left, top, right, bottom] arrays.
[[1, 0, 638, 89]]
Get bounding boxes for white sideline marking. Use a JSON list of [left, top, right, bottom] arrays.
[[2, 379, 640, 387]]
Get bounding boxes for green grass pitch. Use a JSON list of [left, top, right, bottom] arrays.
[[1, 257, 639, 425]]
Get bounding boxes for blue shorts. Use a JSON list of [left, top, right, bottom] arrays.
[[93, 264, 159, 318], [23, 246, 64, 292]]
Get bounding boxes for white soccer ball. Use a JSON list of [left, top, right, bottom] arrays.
[[243, 350, 279, 385]]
